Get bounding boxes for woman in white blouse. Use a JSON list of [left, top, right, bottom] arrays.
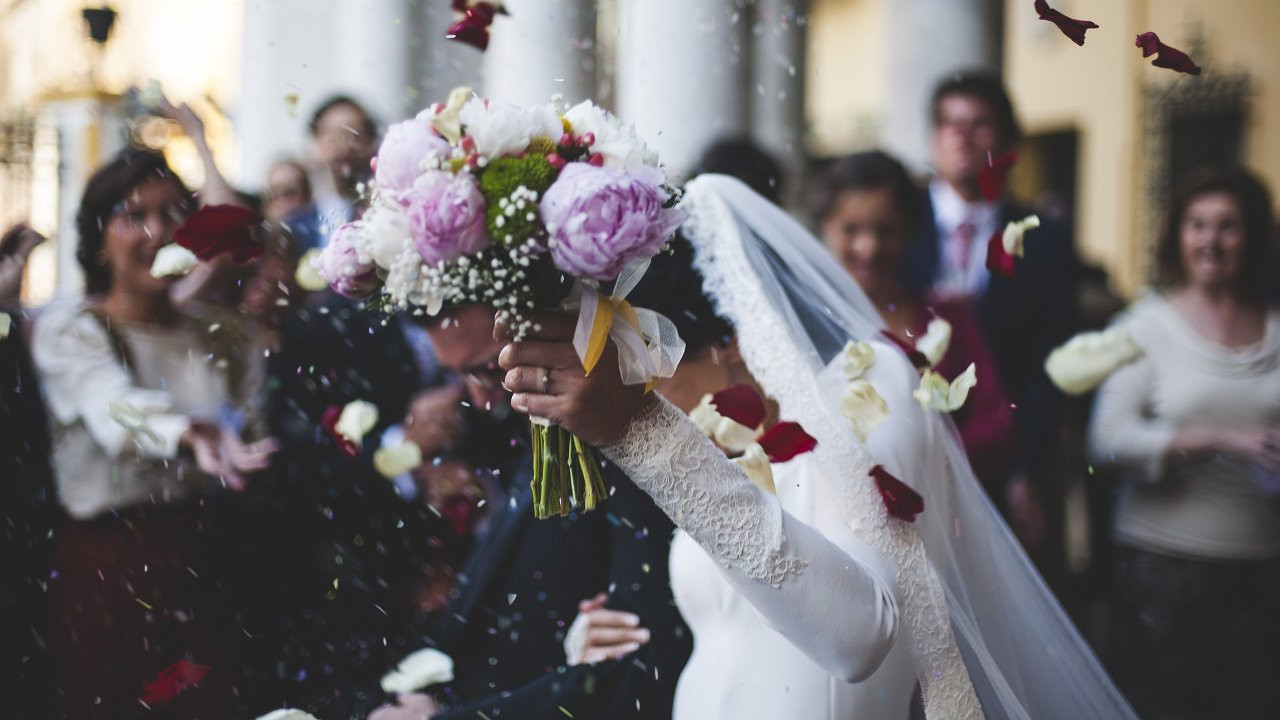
[[1089, 167, 1280, 719], [32, 149, 274, 717]]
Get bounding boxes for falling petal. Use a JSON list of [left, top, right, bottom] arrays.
[[1034, 0, 1099, 46], [977, 151, 1017, 203], [756, 421, 818, 462], [1136, 31, 1202, 75], [710, 383, 768, 430], [871, 465, 924, 522], [140, 659, 211, 705], [175, 204, 262, 262]]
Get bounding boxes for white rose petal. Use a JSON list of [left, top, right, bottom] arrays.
[[0, 311, 10, 340], [841, 340, 876, 381], [256, 710, 321, 720], [688, 393, 723, 437], [714, 417, 760, 454], [374, 440, 424, 478], [335, 399, 379, 447], [149, 244, 199, 278], [459, 98, 536, 158], [295, 249, 328, 291], [1045, 327, 1143, 395], [913, 363, 978, 413], [429, 86, 472, 145], [381, 647, 455, 695], [915, 317, 953, 368], [733, 442, 775, 494], [840, 380, 889, 442], [1001, 215, 1041, 258]]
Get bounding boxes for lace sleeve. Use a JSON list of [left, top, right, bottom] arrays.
[[602, 395, 900, 683]]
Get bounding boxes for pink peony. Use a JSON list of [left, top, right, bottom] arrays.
[[406, 171, 489, 265], [376, 118, 452, 203], [540, 163, 684, 280], [318, 222, 379, 298]]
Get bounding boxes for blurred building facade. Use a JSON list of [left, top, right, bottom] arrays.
[[2, 0, 1277, 301]]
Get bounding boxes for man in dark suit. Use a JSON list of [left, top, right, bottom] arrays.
[[371, 304, 691, 719], [902, 71, 1078, 566]]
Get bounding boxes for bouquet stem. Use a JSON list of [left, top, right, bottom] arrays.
[[530, 422, 608, 519]]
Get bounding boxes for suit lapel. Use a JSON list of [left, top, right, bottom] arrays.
[[436, 459, 534, 650]]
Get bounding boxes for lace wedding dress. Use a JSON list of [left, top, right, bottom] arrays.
[[599, 175, 1136, 720]]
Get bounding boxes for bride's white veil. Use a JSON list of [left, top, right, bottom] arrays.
[[677, 174, 1136, 720]]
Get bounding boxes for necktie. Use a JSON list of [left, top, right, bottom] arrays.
[[947, 219, 977, 291]]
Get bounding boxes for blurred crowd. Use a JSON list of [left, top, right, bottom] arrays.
[[1, 72, 1277, 720]]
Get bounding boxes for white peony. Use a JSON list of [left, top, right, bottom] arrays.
[[1001, 215, 1041, 258], [256, 710, 320, 720], [563, 100, 659, 170], [913, 363, 978, 413], [915, 317, 953, 368], [360, 203, 414, 270], [374, 440, 424, 478], [294, 249, 327, 291], [381, 647, 455, 695], [149, 244, 199, 278], [525, 102, 566, 142], [335, 399, 379, 447], [458, 98, 538, 158], [733, 442, 775, 494], [841, 340, 876, 381], [1045, 327, 1143, 395], [840, 380, 889, 442]]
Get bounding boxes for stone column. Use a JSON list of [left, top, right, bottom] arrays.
[[483, 0, 597, 106], [615, 0, 751, 179], [751, 0, 809, 203], [417, 0, 485, 103], [883, 0, 1002, 171]]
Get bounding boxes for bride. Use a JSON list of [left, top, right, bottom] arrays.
[[498, 174, 1135, 719]]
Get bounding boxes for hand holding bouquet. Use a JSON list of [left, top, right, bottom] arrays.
[[317, 88, 685, 518]]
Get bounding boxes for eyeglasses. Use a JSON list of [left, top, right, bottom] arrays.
[[108, 200, 193, 230]]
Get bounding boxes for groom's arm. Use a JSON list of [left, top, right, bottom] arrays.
[[432, 465, 690, 720]]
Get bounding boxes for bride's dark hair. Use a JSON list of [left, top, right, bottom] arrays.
[[628, 233, 732, 354]]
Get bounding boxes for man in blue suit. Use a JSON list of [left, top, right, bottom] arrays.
[[902, 72, 1078, 565]]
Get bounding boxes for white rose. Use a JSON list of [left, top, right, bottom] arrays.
[[381, 647, 455, 695], [150, 244, 199, 278], [526, 103, 565, 142], [459, 98, 535, 158], [913, 363, 977, 413], [256, 710, 320, 720], [915, 317, 953, 368], [733, 442, 775, 494], [1045, 327, 1143, 395], [841, 340, 876, 381], [840, 380, 889, 442], [1001, 215, 1041, 258], [563, 100, 659, 170], [335, 399, 379, 447], [360, 203, 413, 270], [374, 440, 424, 478], [0, 311, 10, 340], [294, 249, 327, 292]]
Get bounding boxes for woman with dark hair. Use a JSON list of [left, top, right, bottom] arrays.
[[1088, 167, 1280, 719], [31, 148, 275, 717], [816, 150, 1016, 487]]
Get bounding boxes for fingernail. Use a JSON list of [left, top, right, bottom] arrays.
[[634, 628, 650, 642], [624, 613, 640, 626]]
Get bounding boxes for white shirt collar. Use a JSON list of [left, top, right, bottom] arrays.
[[929, 178, 998, 235]]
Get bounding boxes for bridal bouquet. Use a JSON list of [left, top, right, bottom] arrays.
[[316, 87, 685, 519]]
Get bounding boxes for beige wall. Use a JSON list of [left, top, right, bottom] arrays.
[[806, 0, 886, 155]]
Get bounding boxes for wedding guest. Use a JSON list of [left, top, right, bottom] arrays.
[[264, 159, 314, 225], [816, 150, 1016, 485], [901, 71, 1077, 559], [1089, 167, 1280, 719], [695, 137, 785, 204], [287, 95, 378, 249], [31, 148, 276, 717], [368, 303, 691, 720]]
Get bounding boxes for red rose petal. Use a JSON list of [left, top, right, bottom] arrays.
[[710, 383, 768, 430], [977, 151, 1017, 203], [1135, 32, 1202, 75], [879, 330, 930, 370], [321, 405, 360, 458], [141, 659, 211, 706], [1034, 0, 1098, 46], [985, 228, 1016, 278], [757, 421, 818, 463], [871, 465, 924, 523], [174, 204, 261, 263], [445, 2, 507, 51]]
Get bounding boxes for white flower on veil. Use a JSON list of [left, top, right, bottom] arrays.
[[913, 363, 977, 412], [840, 380, 889, 442]]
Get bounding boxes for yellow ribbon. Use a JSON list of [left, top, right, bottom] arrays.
[[581, 294, 662, 392]]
